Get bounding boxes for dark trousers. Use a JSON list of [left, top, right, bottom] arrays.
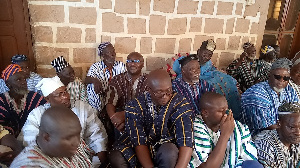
[[109, 143, 179, 168]]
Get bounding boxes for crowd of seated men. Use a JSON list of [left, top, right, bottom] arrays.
[[0, 39, 299, 168]]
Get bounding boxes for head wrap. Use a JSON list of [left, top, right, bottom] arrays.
[[178, 54, 198, 67], [260, 45, 275, 54], [278, 102, 300, 115], [243, 42, 254, 50], [98, 42, 111, 56], [11, 54, 28, 64], [271, 58, 292, 71], [1, 64, 22, 81], [199, 39, 216, 52], [51, 56, 70, 73], [35, 76, 65, 97]]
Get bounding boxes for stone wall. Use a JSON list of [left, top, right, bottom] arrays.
[[27, 0, 270, 78]]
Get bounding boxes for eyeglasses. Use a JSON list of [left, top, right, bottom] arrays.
[[273, 74, 290, 81], [126, 59, 143, 63], [151, 88, 173, 98]]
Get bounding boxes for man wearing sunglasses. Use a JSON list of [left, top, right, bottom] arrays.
[[105, 52, 147, 144], [109, 69, 193, 168], [241, 58, 299, 136]]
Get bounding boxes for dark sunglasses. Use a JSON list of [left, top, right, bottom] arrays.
[[273, 74, 290, 81], [126, 59, 143, 63]]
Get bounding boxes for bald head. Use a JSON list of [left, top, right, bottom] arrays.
[[200, 92, 225, 110], [38, 105, 82, 158], [147, 69, 173, 106], [40, 105, 80, 134], [147, 69, 171, 89]]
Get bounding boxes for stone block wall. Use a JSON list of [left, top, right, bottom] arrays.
[[27, 0, 270, 78]]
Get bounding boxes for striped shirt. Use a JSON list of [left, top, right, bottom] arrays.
[[172, 78, 215, 116], [189, 116, 258, 168], [226, 59, 271, 92], [19, 100, 107, 154], [241, 81, 299, 135], [289, 80, 300, 100], [67, 77, 88, 102], [106, 72, 147, 110], [10, 140, 92, 168], [0, 91, 46, 136], [86, 61, 126, 111], [0, 72, 43, 95], [113, 92, 193, 167], [254, 130, 300, 168]]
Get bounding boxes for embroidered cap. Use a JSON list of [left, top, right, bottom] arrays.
[[1, 64, 23, 81], [35, 76, 65, 97], [51, 56, 70, 73], [98, 42, 112, 56], [11, 54, 28, 64]]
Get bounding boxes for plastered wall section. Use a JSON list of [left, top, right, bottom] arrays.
[[27, 0, 270, 78]]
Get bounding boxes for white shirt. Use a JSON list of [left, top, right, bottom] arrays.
[[18, 100, 107, 154]]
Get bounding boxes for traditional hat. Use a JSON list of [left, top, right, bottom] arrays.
[[98, 42, 112, 56], [1, 64, 22, 81], [51, 56, 70, 73], [35, 76, 64, 97], [11, 54, 28, 64]]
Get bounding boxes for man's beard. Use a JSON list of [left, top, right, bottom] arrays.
[[273, 87, 284, 93]]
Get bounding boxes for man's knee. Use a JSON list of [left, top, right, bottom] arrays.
[[156, 143, 179, 167], [108, 150, 128, 168], [242, 160, 263, 168]]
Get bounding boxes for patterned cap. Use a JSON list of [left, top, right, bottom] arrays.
[[1, 64, 23, 81], [11, 54, 27, 64], [35, 76, 65, 97], [242, 42, 254, 50], [178, 54, 198, 67], [199, 39, 216, 52], [271, 58, 292, 71], [260, 45, 274, 54], [51, 56, 70, 73], [98, 42, 111, 56], [278, 102, 300, 115]]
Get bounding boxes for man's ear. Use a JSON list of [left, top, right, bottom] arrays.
[[277, 121, 281, 129], [201, 109, 208, 118], [43, 132, 50, 142]]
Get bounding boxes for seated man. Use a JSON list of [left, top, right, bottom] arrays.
[[0, 64, 46, 136], [189, 92, 262, 168], [109, 69, 193, 168], [19, 76, 107, 166], [0, 54, 43, 94], [51, 56, 88, 102], [172, 39, 241, 120], [242, 58, 299, 135], [11, 106, 92, 167], [290, 53, 300, 97], [106, 52, 147, 138], [254, 102, 300, 167], [226, 42, 271, 92], [172, 54, 214, 116], [0, 125, 22, 167]]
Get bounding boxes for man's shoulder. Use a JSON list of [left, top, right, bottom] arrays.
[[243, 82, 269, 96]]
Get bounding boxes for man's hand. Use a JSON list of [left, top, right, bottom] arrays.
[[93, 79, 103, 94], [110, 111, 125, 132], [220, 110, 235, 138]]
